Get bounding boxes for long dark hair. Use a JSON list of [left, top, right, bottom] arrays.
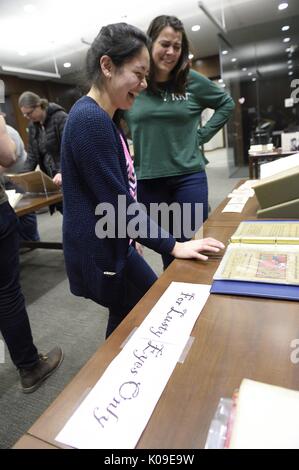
[[86, 22, 150, 89], [146, 15, 190, 95]]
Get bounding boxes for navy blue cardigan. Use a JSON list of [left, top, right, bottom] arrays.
[[61, 96, 175, 306]]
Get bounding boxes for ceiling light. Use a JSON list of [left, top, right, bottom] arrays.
[[283, 37, 290, 43], [248, 72, 253, 76], [281, 25, 290, 31], [288, 71, 293, 76], [188, 53, 194, 60], [191, 25, 201, 32], [24, 4, 36, 13], [231, 57, 237, 62], [218, 78, 223, 83], [63, 62, 71, 68], [222, 50, 228, 55], [252, 78, 257, 82], [242, 67, 247, 72], [288, 64, 293, 69], [288, 60, 292, 64], [278, 3, 288, 10], [286, 47, 291, 52], [1, 65, 60, 78]]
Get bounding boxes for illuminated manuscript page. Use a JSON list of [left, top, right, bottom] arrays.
[[213, 244, 299, 285]]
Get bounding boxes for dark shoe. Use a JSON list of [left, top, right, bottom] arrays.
[[19, 346, 64, 394]]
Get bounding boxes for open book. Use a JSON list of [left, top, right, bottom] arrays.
[[229, 379, 299, 449], [210, 220, 299, 300], [6, 170, 60, 195]]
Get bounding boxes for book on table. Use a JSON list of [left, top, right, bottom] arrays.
[[228, 378, 299, 449], [210, 220, 299, 300], [6, 170, 60, 195]]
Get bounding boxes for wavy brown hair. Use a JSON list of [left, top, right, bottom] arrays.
[[146, 15, 190, 95]]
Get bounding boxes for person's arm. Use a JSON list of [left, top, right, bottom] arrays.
[[54, 111, 68, 174], [22, 126, 37, 172], [0, 116, 17, 167], [192, 71, 235, 144]]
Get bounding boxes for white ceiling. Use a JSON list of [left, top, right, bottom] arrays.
[[0, 0, 298, 82]]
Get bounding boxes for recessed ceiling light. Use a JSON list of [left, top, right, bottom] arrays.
[[63, 62, 71, 68], [278, 3, 288, 11], [24, 4, 36, 13], [283, 37, 291, 43], [188, 53, 194, 60], [252, 78, 257, 82], [231, 57, 237, 62], [191, 25, 201, 32], [242, 67, 247, 71], [288, 60, 292, 64], [222, 50, 228, 55], [288, 71, 293, 76], [288, 64, 293, 69], [281, 25, 290, 31], [248, 72, 253, 76]]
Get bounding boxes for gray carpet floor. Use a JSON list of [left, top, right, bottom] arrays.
[[0, 149, 247, 448]]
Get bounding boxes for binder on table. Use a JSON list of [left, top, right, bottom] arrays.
[[210, 220, 299, 301]]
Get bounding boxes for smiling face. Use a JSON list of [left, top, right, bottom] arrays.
[[151, 26, 182, 82], [108, 46, 150, 111]]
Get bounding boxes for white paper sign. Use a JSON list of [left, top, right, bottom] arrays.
[[56, 283, 210, 449]]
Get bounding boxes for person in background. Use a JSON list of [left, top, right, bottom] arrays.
[[124, 15, 235, 269], [18, 91, 68, 213], [0, 120, 39, 241], [0, 114, 63, 393], [61, 22, 224, 338]]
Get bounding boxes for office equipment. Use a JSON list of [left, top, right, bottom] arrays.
[[7, 170, 60, 195]]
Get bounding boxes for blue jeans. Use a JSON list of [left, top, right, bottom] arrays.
[[106, 245, 157, 337], [0, 202, 39, 369], [137, 171, 208, 269], [18, 213, 40, 241]]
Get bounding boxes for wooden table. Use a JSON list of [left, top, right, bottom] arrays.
[[248, 149, 298, 179], [15, 193, 63, 250], [13, 193, 299, 449]]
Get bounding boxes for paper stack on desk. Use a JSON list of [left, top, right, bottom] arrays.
[[228, 379, 299, 449]]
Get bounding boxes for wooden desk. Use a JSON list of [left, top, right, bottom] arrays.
[[13, 208, 299, 448], [15, 193, 63, 250], [248, 150, 298, 179]]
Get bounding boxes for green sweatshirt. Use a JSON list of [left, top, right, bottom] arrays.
[[124, 69, 235, 180]]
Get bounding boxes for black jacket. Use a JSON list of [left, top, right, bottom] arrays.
[[24, 103, 68, 177]]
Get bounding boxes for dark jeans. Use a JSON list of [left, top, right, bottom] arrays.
[[106, 245, 157, 337], [18, 213, 40, 241], [0, 201, 39, 369], [137, 171, 208, 269]]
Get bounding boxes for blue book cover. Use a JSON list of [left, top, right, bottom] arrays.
[[210, 280, 299, 301]]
